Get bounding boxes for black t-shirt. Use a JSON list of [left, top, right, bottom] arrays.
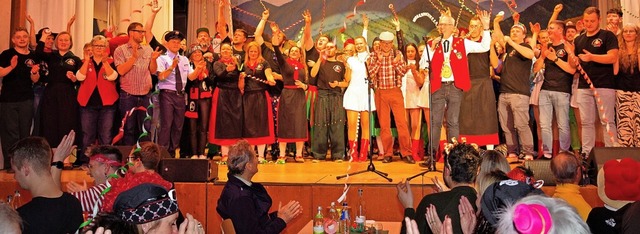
[[616, 64, 640, 92], [17, 192, 84, 234], [0, 48, 38, 102], [574, 29, 618, 89], [500, 43, 533, 96], [306, 49, 320, 85], [233, 47, 245, 65], [261, 43, 283, 96], [587, 206, 624, 234], [313, 60, 345, 93], [542, 43, 574, 93]]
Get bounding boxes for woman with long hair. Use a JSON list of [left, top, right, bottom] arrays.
[[272, 30, 309, 163], [240, 41, 276, 162], [209, 43, 243, 162], [401, 43, 426, 162], [614, 23, 640, 146], [343, 36, 376, 162]]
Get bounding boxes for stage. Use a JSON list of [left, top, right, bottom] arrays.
[[0, 157, 602, 234]]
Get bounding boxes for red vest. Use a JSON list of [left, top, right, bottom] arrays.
[[77, 58, 119, 107], [429, 37, 471, 93]]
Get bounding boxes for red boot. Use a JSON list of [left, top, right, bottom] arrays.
[[348, 140, 359, 162], [360, 139, 370, 162], [411, 140, 422, 162], [418, 139, 425, 160]]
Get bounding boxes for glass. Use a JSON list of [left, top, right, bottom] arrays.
[[92, 44, 107, 48], [131, 29, 146, 33]]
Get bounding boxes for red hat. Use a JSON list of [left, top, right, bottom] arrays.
[[598, 158, 640, 209], [343, 38, 354, 48]]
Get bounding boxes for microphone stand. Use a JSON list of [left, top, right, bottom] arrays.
[[337, 52, 392, 182], [411, 36, 442, 180]]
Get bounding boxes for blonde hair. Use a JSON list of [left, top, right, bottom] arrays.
[[618, 24, 640, 74], [243, 41, 265, 66]]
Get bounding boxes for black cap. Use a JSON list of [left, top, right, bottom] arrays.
[[196, 27, 210, 35], [36, 27, 58, 42], [481, 180, 544, 225], [164, 30, 185, 42]]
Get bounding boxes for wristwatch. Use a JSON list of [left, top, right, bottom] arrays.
[[553, 57, 559, 63], [51, 161, 63, 169]]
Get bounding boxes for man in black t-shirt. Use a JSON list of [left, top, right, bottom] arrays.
[[0, 28, 40, 170], [310, 42, 348, 160], [10, 137, 83, 233], [532, 20, 577, 159], [497, 23, 535, 160], [572, 7, 619, 156]]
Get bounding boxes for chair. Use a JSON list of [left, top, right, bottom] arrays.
[[221, 219, 236, 234]]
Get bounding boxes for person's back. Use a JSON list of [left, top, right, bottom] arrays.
[[10, 137, 83, 233], [551, 152, 592, 220]]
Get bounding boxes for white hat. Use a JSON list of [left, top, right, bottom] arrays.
[[379, 31, 394, 41]]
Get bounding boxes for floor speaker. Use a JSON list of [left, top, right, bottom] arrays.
[[587, 147, 640, 184], [523, 160, 555, 186], [158, 158, 218, 182]]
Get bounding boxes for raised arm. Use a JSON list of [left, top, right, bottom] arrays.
[[493, 12, 506, 49], [254, 10, 269, 46], [66, 14, 76, 34], [392, 18, 404, 52], [310, 55, 323, 78], [548, 4, 562, 28], [26, 14, 36, 49], [216, 0, 229, 40], [505, 36, 534, 59], [302, 10, 314, 51], [362, 14, 369, 43], [145, 6, 162, 43]]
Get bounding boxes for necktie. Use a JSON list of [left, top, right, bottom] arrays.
[[174, 56, 183, 93], [443, 40, 450, 53]]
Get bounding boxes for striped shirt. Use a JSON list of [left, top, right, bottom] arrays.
[[72, 183, 108, 218], [114, 43, 153, 95]]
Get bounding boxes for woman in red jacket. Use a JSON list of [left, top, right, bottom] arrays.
[[76, 35, 119, 152]]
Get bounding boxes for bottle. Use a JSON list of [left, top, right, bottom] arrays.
[[314, 206, 325, 234], [327, 202, 339, 234], [341, 202, 351, 234], [329, 202, 338, 221], [355, 189, 366, 232]]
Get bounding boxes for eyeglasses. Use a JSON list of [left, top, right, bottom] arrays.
[[128, 156, 139, 163], [92, 45, 107, 48], [131, 30, 146, 34], [623, 30, 637, 34]]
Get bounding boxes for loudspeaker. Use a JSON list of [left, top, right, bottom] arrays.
[[587, 147, 640, 184], [158, 158, 217, 182], [523, 160, 555, 186]]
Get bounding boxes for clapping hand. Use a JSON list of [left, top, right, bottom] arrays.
[[10, 55, 18, 69], [396, 180, 414, 209], [66, 71, 76, 81], [477, 10, 490, 29], [151, 47, 162, 60], [578, 49, 594, 62], [277, 200, 303, 223], [53, 130, 76, 162], [66, 180, 88, 193]]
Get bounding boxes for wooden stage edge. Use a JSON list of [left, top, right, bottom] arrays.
[[0, 159, 602, 234]]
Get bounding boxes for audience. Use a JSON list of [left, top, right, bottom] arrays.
[[217, 140, 303, 233], [497, 195, 591, 234], [550, 152, 592, 220], [10, 137, 83, 233], [587, 158, 640, 233], [0, 203, 22, 234], [397, 143, 480, 234]]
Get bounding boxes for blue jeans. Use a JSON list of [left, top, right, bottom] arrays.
[[498, 93, 534, 155], [80, 105, 116, 150], [538, 90, 571, 156], [577, 88, 617, 155], [430, 83, 462, 153], [118, 92, 152, 145]]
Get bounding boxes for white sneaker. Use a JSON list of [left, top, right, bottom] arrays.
[[524, 155, 535, 161], [198, 155, 207, 159], [190, 155, 199, 159]]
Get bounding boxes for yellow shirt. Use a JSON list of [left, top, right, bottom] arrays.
[[553, 183, 592, 220]]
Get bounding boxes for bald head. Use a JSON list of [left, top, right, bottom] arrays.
[[551, 152, 581, 184]]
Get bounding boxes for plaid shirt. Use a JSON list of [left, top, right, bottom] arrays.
[[114, 43, 153, 95], [367, 50, 408, 89]]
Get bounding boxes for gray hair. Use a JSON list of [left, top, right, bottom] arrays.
[[91, 35, 108, 46], [227, 140, 255, 175], [496, 195, 590, 234], [0, 203, 22, 234]]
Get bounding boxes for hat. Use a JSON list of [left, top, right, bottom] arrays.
[[379, 31, 394, 41], [482, 179, 544, 225], [185, 44, 206, 58], [343, 38, 355, 48], [511, 23, 527, 33], [164, 30, 185, 42], [196, 27, 210, 35], [597, 158, 640, 210], [565, 21, 577, 30], [36, 27, 58, 42], [113, 183, 179, 224]]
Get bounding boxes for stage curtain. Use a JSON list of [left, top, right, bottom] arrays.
[[186, 0, 233, 47]]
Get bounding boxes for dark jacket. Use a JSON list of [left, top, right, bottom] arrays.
[[217, 173, 286, 234]]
